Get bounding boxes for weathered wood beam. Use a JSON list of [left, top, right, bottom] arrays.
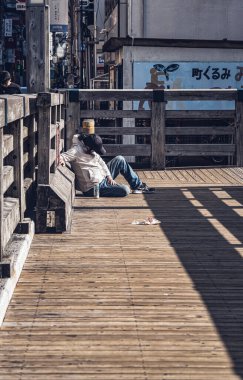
[[3, 135, 13, 158], [236, 91, 243, 166], [0, 99, 5, 128], [37, 93, 52, 184], [66, 93, 80, 149], [2, 198, 20, 252], [151, 91, 166, 169], [80, 110, 151, 119], [3, 166, 14, 194], [166, 144, 235, 156], [73, 89, 237, 102], [166, 126, 235, 135], [166, 110, 235, 119], [104, 144, 150, 156], [26, 0, 50, 93], [95, 127, 151, 135]]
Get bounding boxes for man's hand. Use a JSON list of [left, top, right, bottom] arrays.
[[106, 175, 116, 185], [59, 156, 66, 166]]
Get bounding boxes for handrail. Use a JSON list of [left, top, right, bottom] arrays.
[[68, 88, 238, 101], [0, 94, 37, 263], [0, 92, 66, 264], [66, 88, 242, 168]]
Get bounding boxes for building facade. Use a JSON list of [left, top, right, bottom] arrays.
[[103, 0, 243, 96]]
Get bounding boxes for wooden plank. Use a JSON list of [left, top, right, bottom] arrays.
[[165, 89, 237, 101], [13, 94, 37, 116], [25, 115, 37, 182], [15, 120, 25, 220], [104, 144, 151, 156], [235, 98, 243, 166], [50, 93, 64, 107], [23, 126, 28, 139], [5, 121, 25, 220], [3, 135, 13, 159], [0, 99, 5, 128], [95, 127, 151, 135], [3, 166, 14, 194], [2, 169, 243, 379], [151, 100, 166, 169], [26, 3, 50, 92], [2, 198, 19, 251], [37, 93, 52, 184], [166, 126, 235, 136], [50, 123, 58, 140], [65, 96, 80, 150], [166, 110, 234, 119], [0, 96, 24, 124], [77, 89, 237, 102], [78, 89, 154, 101], [165, 144, 235, 156], [80, 110, 151, 119]]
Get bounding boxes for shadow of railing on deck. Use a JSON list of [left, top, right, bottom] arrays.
[[144, 186, 243, 379]]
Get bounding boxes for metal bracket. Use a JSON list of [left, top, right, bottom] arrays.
[[0, 263, 11, 278], [238, 90, 243, 102], [153, 90, 165, 102], [69, 90, 80, 103]]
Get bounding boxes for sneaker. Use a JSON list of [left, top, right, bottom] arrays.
[[132, 182, 155, 194]]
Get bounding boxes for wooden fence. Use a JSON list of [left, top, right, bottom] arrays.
[[66, 88, 243, 168], [1, 88, 243, 270], [0, 92, 73, 274]]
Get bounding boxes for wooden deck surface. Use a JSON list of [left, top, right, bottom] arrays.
[[1, 167, 243, 380]]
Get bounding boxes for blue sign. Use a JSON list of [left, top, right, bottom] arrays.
[[133, 61, 243, 110]]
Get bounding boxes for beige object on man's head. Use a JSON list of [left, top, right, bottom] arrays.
[[82, 119, 95, 134]]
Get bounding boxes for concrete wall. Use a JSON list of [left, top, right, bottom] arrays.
[[128, 0, 243, 40]]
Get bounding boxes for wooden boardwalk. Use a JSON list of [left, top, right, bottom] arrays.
[[1, 167, 243, 380]]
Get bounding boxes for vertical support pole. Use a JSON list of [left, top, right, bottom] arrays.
[[37, 92, 52, 184], [15, 119, 25, 220], [0, 126, 3, 261], [26, 114, 37, 182], [151, 90, 166, 169], [65, 90, 80, 150], [236, 91, 243, 167], [26, 0, 50, 93], [7, 120, 25, 220]]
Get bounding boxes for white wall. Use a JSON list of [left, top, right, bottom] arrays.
[[129, 0, 243, 40]]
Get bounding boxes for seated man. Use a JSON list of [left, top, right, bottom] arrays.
[[0, 71, 21, 95], [60, 133, 154, 197]]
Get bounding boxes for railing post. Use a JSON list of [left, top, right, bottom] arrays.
[[26, 114, 37, 182], [236, 90, 243, 167], [151, 90, 166, 169], [65, 90, 80, 150], [13, 120, 25, 220], [26, 0, 50, 93], [37, 92, 52, 184]]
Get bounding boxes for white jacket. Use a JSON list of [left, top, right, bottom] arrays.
[[61, 135, 111, 192]]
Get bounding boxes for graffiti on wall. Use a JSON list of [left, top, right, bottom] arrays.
[[133, 62, 243, 110]]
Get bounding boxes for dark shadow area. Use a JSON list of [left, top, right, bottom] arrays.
[[144, 186, 243, 378]]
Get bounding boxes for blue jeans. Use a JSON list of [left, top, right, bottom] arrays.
[[83, 155, 142, 197]]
